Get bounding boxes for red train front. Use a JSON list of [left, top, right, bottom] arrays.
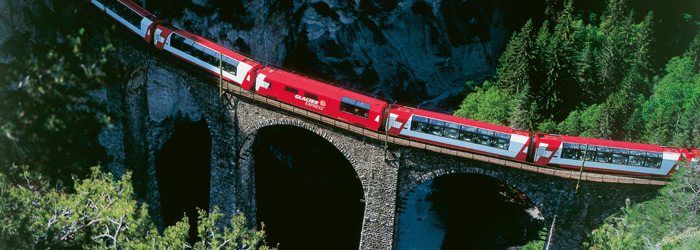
[[386, 105, 531, 161]]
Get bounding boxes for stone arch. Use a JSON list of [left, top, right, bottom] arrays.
[[235, 117, 366, 222], [239, 118, 360, 169], [398, 152, 559, 221]]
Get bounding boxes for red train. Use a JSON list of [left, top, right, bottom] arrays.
[[89, 0, 697, 178]]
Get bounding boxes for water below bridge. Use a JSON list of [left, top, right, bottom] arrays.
[[398, 174, 545, 249]]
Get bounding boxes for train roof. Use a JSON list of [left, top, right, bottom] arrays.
[[393, 105, 529, 135], [171, 29, 261, 65], [538, 133, 680, 152], [259, 67, 388, 107]]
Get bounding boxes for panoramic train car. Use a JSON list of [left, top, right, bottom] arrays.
[[533, 133, 683, 176], [386, 105, 531, 161], [682, 148, 700, 168], [89, 0, 156, 39], [254, 67, 388, 131], [152, 26, 262, 89]]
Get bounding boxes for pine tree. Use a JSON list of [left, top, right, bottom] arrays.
[[508, 84, 538, 130], [497, 19, 535, 95], [544, 0, 578, 120], [597, 0, 635, 95]]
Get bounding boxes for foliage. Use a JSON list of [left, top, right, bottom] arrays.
[[453, 0, 697, 142], [0, 22, 123, 187], [586, 164, 700, 249], [640, 44, 700, 148], [522, 225, 547, 250], [0, 166, 268, 249], [453, 81, 513, 125]]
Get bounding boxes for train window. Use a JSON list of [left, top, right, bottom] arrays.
[[611, 153, 627, 165], [628, 154, 644, 167], [459, 125, 478, 143], [411, 116, 430, 133], [477, 129, 496, 147], [562, 143, 580, 160], [646, 157, 662, 169], [494, 133, 511, 150], [443, 122, 460, 140], [584, 148, 596, 161], [412, 121, 429, 133], [284, 86, 298, 94], [304, 93, 318, 101], [170, 34, 197, 56], [340, 97, 370, 119], [427, 119, 445, 136], [444, 127, 459, 139], [595, 151, 610, 163], [105, 0, 143, 28], [222, 56, 239, 75]]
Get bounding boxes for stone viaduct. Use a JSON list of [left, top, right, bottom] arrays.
[[118, 61, 659, 249]]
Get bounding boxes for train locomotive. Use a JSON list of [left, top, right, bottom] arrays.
[[89, 0, 697, 178]]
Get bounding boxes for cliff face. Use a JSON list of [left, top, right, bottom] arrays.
[[146, 0, 540, 110]]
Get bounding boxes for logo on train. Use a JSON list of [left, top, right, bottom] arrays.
[[295, 94, 326, 110]]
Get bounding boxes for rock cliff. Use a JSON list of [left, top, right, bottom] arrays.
[[145, 0, 542, 110]]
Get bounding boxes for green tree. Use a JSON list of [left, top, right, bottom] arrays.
[[496, 19, 535, 95], [508, 84, 538, 130], [522, 226, 548, 250], [558, 104, 607, 138], [640, 37, 700, 146], [587, 164, 700, 249], [0, 166, 268, 249], [453, 81, 513, 125]]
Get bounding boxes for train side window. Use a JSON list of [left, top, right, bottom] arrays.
[[340, 97, 369, 119], [477, 129, 495, 147], [284, 86, 298, 94], [611, 153, 627, 165], [222, 56, 239, 75], [411, 116, 430, 133], [169, 34, 189, 51], [595, 151, 610, 163], [628, 151, 644, 166], [494, 132, 511, 150], [443, 122, 460, 140], [460, 125, 478, 143], [645, 152, 663, 168], [106, 0, 143, 28], [428, 119, 445, 137], [562, 143, 579, 160], [645, 157, 662, 169]]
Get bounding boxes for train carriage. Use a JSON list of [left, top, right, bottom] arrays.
[[386, 105, 531, 161], [533, 133, 682, 176], [254, 67, 388, 131], [89, 0, 156, 40], [152, 26, 261, 89]]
